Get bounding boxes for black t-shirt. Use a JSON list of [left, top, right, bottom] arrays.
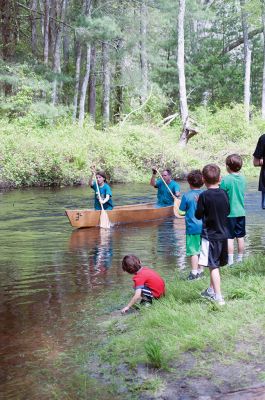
[[253, 134, 265, 191], [195, 188, 230, 240]]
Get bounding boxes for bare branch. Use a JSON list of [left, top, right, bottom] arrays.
[[223, 27, 262, 54]]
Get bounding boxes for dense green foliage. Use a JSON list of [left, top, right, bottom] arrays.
[[0, 103, 264, 188], [1, 0, 265, 126]]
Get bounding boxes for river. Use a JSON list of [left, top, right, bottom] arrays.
[[0, 182, 264, 399]]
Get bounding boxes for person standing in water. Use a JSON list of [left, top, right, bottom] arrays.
[[89, 169, 114, 210], [150, 168, 180, 207], [253, 134, 265, 209]]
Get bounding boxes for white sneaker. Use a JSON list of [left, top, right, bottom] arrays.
[[214, 296, 225, 306]]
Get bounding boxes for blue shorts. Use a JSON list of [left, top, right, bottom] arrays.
[[227, 216, 246, 239]]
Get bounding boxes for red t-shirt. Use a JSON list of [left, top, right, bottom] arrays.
[[133, 267, 165, 298]]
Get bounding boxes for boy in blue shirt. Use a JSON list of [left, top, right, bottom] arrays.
[[179, 170, 204, 280]]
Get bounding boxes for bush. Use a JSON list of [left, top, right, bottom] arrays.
[[0, 103, 264, 188]]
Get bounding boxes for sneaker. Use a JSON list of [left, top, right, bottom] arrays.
[[187, 272, 200, 281], [213, 295, 225, 306], [201, 288, 215, 300]]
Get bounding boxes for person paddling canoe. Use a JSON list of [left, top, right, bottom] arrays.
[[150, 168, 180, 207], [89, 168, 114, 210]]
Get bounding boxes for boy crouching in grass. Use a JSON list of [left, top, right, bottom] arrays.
[[121, 254, 165, 314], [220, 154, 246, 265], [179, 170, 204, 280], [195, 164, 230, 305]]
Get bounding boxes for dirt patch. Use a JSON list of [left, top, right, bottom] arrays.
[[138, 338, 265, 400]]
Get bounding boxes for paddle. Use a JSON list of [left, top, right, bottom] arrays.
[[155, 168, 184, 218], [94, 173, 111, 229]]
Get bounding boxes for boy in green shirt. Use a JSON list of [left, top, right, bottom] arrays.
[[220, 154, 246, 265]]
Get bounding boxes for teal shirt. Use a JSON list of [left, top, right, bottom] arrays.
[[155, 179, 180, 207], [91, 182, 113, 210], [220, 173, 246, 217]]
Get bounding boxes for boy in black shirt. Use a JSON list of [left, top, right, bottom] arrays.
[[195, 164, 230, 305]]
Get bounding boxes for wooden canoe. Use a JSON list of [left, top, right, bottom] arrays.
[[65, 202, 175, 228]]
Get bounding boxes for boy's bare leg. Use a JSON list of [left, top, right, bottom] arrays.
[[191, 255, 198, 272], [237, 237, 244, 262], [228, 239, 234, 265], [210, 268, 221, 297]]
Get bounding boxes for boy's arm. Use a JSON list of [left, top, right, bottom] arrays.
[[178, 196, 186, 216], [195, 194, 204, 220], [121, 288, 142, 313], [253, 157, 263, 167]]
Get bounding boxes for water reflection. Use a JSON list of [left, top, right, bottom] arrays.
[[156, 218, 186, 269], [69, 229, 113, 287]]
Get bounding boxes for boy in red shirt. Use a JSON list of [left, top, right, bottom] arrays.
[[121, 254, 165, 314]]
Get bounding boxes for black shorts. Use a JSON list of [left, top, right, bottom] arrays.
[[227, 216, 246, 239], [199, 238, 228, 269]]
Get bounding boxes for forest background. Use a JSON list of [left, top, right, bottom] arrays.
[[1, 0, 265, 188]]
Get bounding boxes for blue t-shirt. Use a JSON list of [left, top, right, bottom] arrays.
[[179, 189, 203, 234], [155, 179, 180, 207], [91, 182, 113, 210]]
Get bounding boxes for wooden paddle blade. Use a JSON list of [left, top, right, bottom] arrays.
[[100, 209, 111, 229], [173, 198, 184, 219]]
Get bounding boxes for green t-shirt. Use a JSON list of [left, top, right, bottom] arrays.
[[220, 173, 246, 217]]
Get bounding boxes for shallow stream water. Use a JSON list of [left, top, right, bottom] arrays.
[[0, 182, 264, 399]]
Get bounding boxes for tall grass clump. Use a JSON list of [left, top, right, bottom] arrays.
[[144, 338, 164, 369]]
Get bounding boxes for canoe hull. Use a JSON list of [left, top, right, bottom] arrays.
[[65, 203, 174, 228]]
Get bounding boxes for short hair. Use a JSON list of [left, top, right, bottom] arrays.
[[122, 254, 142, 274], [162, 169, 172, 176], [187, 169, 203, 188], [96, 170, 107, 181], [225, 154, 242, 172], [202, 164, 220, 185]]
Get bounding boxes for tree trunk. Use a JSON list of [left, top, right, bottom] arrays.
[[39, 0, 44, 37], [177, 0, 189, 146], [102, 41, 110, 129], [0, 0, 15, 61], [73, 41, 82, 121], [78, 44, 91, 126], [139, 0, 148, 103], [240, 0, 251, 122], [62, 0, 70, 67], [77, 0, 93, 126], [31, 0, 38, 55], [88, 44, 97, 123], [113, 39, 124, 123], [262, 0, 265, 119], [51, 0, 66, 105], [43, 0, 50, 64]]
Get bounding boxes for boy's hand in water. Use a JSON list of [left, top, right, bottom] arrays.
[[121, 306, 130, 314]]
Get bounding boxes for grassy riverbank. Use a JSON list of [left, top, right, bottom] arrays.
[[0, 104, 264, 188], [90, 255, 265, 397]]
